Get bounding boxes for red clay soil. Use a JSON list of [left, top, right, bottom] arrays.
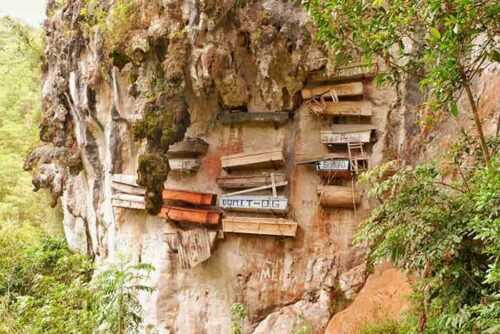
[[326, 263, 412, 334]]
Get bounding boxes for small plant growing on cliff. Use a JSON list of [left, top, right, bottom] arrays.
[[292, 314, 313, 334], [230, 303, 247, 334], [92, 259, 154, 334]]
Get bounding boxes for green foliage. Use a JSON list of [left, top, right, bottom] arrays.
[[92, 259, 154, 334], [0, 17, 61, 230], [305, 0, 499, 162], [230, 303, 247, 334], [292, 314, 313, 334], [0, 17, 154, 334], [359, 318, 403, 334], [80, 0, 140, 49], [356, 137, 500, 333], [305, 0, 499, 109]]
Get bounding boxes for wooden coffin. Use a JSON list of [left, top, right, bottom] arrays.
[[217, 173, 287, 189], [219, 111, 289, 126], [112, 182, 145, 196], [167, 138, 209, 157], [219, 195, 288, 213], [159, 206, 221, 225], [308, 62, 379, 83], [321, 125, 376, 144], [111, 174, 139, 187], [168, 158, 201, 172], [221, 149, 285, 171], [223, 216, 298, 237], [301, 82, 363, 100], [165, 228, 217, 269], [306, 101, 372, 116], [112, 193, 145, 210], [163, 189, 217, 206], [318, 185, 361, 208]]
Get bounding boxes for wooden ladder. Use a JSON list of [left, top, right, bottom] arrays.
[[347, 142, 365, 174], [347, 142, 365, 217]]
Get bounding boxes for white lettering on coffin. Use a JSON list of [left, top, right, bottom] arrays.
[[220, 196, 288, 212], [316, 159, 350, 171]]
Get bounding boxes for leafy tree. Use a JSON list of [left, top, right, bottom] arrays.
[[356, 136, 499, 333], [305, 0, 499, 164]]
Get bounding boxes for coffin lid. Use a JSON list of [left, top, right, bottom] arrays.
[[328, 124, 377, 133], [297, 153, 368, 165]]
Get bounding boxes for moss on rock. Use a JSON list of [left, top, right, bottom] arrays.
[[137, 153, 169, 214]]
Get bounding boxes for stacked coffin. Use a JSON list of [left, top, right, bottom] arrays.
[[159, 188, 221, 225], [219, 109, 290, 127], [300, 62, 381, 208], [218, 148, 298, 237], [111, 174, 146, 210], [166, 137, 209, 173]]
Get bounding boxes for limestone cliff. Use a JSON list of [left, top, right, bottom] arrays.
[[25, 1, 441, 333]]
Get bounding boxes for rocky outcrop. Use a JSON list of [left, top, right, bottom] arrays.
[[27, 1, 429, 333], [326, 264, 412, 334]]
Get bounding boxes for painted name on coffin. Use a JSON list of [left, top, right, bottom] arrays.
[[315, 159, 350, 171], [219, 196, 288, 212]]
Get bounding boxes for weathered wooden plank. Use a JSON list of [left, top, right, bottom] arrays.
[[159, 206, 221, 225], [320, 130, 372, 144], [223, 216, 298, 237], [111, 174, 139, 187], [168, 158, 201, 172], [219, 111, 290, 126], [163, 189, 217, 206], [307, 62, 379, 83], [301, 82, 364, 100], [221, 149, 285, 171], [165, 228, 217, 269], [306, 101, 372, 116], [167, 138, 209, 157], [318, 185, 361, 208], [216, 173, 287, 189], [219, 195, 288, 213], [111, 198, 146, 210], [111, 193, 145, 210], [112, 182, 145, 196]]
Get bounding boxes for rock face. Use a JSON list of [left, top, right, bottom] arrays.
[[27, 1, 428, 333], [326, 264, 412, 334]]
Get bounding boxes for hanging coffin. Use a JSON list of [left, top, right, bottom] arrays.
[[221, 149, 285, 172], [307, 62, 379, 83], [112, 193, 145, 210], [111, 174, 139, 187], [301, 82, 364, 100], [166, 138, 209, 158], [306, 101, 372, 117], [168, 158, 201, 172], [321, 124, 376, 145], [165, 228, 218, 269], [219, 111, 290, 126], [217, 173, 287, 189], [318, 185, 361, 208], [159, 206, 221, 225], [219, 195, 288, 213], [163, 189, 217, 206], [222, 216, 298, 237]]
